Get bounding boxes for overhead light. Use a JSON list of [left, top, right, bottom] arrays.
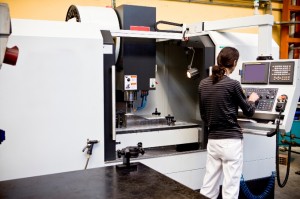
[[186, 47, 199, 79]]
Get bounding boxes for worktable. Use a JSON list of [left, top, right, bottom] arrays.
[[0, 162, 208, 199]]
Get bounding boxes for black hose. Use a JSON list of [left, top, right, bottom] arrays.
[[275, 109, 291, 188]]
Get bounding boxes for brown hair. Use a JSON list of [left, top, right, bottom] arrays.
[[211, 47, 239, 84]]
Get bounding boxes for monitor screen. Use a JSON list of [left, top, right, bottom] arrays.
[[241, 62, 269, 84]]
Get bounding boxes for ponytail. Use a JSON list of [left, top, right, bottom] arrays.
[[210, 47, 239, 84], [211, 65, 226, 84]]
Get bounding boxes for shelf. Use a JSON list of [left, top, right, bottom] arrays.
[[280, 0, 300, 59]]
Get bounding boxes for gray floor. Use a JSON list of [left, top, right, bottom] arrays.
[[275, 147, 300, 199]]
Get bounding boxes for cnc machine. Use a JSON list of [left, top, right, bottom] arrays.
[[1, 3, 300, 198]]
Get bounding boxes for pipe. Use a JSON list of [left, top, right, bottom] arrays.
[[111, 0, 116, 8], [166, 0, 282, 11]]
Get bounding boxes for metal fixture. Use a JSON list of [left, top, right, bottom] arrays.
[[186, 48, 200, 79], [165, 114, 176, 126], [124, 91, 137, 114], [187, 67, 200, 79], [117, 142, 145, 169]]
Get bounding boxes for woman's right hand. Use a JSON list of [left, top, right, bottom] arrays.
[[248, 92, 259, 103]]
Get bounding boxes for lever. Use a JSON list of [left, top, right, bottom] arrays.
[[82, 139, 99, 169], [82, 139, 99, 155]]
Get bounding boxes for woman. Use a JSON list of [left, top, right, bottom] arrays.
[[198, 47, 259, 199]]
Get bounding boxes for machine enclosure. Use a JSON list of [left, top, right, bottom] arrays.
[[115, 5, 156, 91]]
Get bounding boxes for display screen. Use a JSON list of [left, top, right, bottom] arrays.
[[241, 62, 269, 84]]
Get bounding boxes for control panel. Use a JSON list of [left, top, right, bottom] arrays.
[[243, 88, 278, 111], [241, 61, 295, 84], [237, 59, 300, 135], [269, 61, 294, 84]]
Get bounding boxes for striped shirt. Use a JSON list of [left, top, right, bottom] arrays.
[[198, 76, 256, 139]]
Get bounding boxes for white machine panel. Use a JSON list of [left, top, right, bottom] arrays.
[[243, 133, 276, 180], [0, 19, 106, 181], [116, 128, 199, 150], [140, 151, 207, 190]]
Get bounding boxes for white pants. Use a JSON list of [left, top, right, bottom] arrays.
[[200, 139, 243, 199]]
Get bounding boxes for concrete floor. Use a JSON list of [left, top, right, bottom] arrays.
[[274, 147, 300, 199]]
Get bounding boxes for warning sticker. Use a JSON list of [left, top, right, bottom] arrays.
[[124, 75, 137, 90]]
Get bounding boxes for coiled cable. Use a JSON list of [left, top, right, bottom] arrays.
[[240, 171, 275, 199]]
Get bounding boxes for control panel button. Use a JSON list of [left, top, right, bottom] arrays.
[[243, 87, 278, 111]]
